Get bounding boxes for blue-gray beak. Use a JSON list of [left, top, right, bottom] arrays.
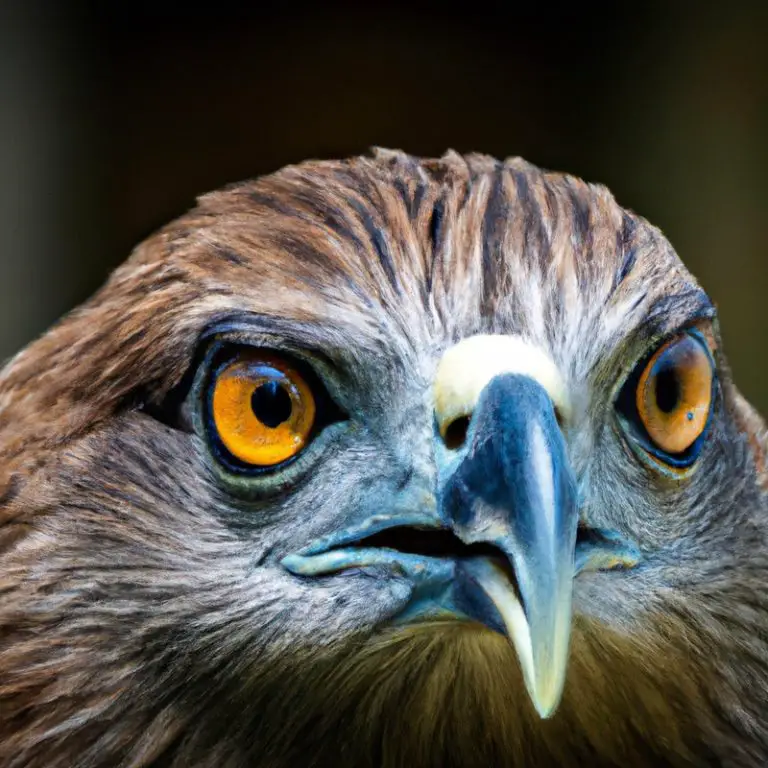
[[442, 373, 579, 717]]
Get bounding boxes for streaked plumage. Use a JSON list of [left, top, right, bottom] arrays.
[[0, 149, 766, 767]]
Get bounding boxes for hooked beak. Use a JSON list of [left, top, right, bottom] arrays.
[[442, 373, 578, 717], [282, 370, 639, 719]]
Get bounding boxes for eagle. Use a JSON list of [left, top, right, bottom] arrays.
[[1, 149, 767, 768]]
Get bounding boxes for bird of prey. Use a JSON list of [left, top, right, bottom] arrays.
[[0, 149, 767, 768]]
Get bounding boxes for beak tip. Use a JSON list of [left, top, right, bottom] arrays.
[[530, 683, 563, 719], [534, 702, 559, 720]]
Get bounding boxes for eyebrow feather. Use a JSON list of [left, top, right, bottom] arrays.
[[643, 289, 715, 331]]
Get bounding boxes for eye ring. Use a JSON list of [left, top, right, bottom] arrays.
[[616, 331, 715, 469], [208, 352, 317, 469]]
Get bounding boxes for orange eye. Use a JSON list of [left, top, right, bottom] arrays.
[[635, 334, 713, 456], [211, 353, 316, 467]]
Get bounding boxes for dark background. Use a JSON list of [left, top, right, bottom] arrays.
[[1, 3, 766, 412]]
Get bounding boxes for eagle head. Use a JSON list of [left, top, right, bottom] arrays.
[[1, 149, 767, 767]]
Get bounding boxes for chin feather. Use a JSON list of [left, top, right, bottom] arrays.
[[228, 619, 721, 768]]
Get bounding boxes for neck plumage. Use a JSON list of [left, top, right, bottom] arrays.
[[207, 618, 761, 768]]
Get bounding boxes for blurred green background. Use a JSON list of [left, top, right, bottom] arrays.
[[1, 3, 766, 413]]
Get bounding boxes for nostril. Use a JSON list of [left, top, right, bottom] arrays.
[[443, 415, 470, 450]]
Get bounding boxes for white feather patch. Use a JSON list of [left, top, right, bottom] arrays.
[[433, 334, 571, 435]]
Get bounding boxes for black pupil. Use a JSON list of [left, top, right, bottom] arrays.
[[654, 365, 681, 414], [251, 381, 293, 428]]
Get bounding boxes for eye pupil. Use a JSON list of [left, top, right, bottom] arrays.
[[251, 381, 293, 428], [654, 367, 680, 414]]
